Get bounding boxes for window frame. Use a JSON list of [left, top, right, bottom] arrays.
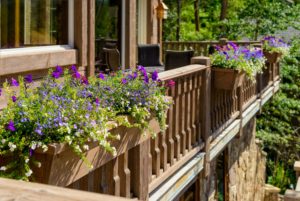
[[0, 0, 74, 52]]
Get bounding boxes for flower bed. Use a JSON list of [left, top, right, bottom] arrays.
[[0, 66, 172, 181]]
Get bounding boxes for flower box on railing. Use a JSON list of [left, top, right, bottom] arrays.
[[212, 68, 245, 90], [31, 117, 160, 187]]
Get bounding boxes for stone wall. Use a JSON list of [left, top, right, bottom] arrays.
[[227, 118, 266, 201]]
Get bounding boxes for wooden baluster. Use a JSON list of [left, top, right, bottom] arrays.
[[130, 139, 150, 201], [167, 86, 175, 166], [174, 78, 181, 161], [93, 166, 102, 193], [196, 73, 202, 143], [159, 130, 168, 172], [118, 152, 131, 198], [191, 74, 197, 146], [186, 75, 192, 151], [100, 159, 120, 196], [151, 136, 160, 178], [79, 175, 89, 191], [180, 76, 187, 156]]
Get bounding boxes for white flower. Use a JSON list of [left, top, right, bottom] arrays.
[[31, 143, 37, 150], [36, 162, 41, 168], [0, 166, 7, 171], [8, 142, 17, 152], [116, 135, 121, 140], [25, 169, 33, 177], [83, 145, 89, 151], [1, 139, 6, 144], [42, 145, 48, 152], [25, 159, 29, 163]]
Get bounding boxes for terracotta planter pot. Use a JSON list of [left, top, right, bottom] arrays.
[[212, 68, 245, 90], [263, 51, 282, 63]]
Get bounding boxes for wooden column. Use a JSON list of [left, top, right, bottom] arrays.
[[125, 0, 137, 69], [74, 0, 88, 70], [14, 0, 20, 47], [87, 0, 95, 76]]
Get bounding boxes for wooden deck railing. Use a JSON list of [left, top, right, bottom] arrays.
[[162, 39, 260, 60], [0, 55, 280, 200], [149, 64, 209, 190]]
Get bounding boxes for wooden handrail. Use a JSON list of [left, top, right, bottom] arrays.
[[0, 178, 132, 201]]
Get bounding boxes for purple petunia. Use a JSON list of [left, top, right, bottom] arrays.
[[24, 75, 33, 83], [52, 66, 63, 79], [81, 76, 89, 85], [11, 78, 19, 87], [152, 70, 158, 81], [70, 65, 77, 72], [6, 120, 16, 132], [121, 78, 128, 84], [98, 73, 105, 80], [29, 149, 34, 157], [12, 96, 17, 102], [95, 97, 100, 105], [73, 71, 81, 79]]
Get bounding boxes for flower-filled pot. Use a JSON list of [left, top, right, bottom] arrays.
[[263, 51, 282, 63], [29, 117, 160, 187], [212, 68, 245, 90], [0, 66, 172, 183]]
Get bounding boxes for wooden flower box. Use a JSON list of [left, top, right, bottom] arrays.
[[29, 117, 161, 187], [212, 68, 245, 90], [263, 51, 282, 64]]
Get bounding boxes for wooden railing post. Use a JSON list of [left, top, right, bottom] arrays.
[[191, 57, 211, 177], [237, 85, 244, 137]]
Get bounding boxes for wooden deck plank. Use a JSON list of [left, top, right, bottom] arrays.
[[0, 178, 132, 201]]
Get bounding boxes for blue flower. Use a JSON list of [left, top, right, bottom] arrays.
[[35, 127, 43, 136], [121, 78, 128, 84]]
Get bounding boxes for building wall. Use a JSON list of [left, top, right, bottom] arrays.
[[202, 118, 266, 201], [227, 118, 266, 201]]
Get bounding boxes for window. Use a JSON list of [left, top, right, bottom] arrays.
[[0, 0, 71, 49]]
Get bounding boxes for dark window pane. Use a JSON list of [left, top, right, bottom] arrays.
[[0, 0, 68, 49]]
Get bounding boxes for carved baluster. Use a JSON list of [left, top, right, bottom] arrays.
[[100, 158, 120, 196], [159, 130, 167, 172], [119, 152, 131, 198], [167, 86, 175, 166], [186, 75, 192, 151], [151, 136, 160, 178], [174, 78, 181, 161], [180, 76, 187, 156], [191, 74, 197, 146]]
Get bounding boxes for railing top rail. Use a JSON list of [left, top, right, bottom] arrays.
[[158, 64, 207, 81], [163, 41, 261, 45], [0, 178, 132, 201]]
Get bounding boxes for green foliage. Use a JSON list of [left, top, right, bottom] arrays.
[[163, 0, 300, 41], [257, 38, 300, 191]]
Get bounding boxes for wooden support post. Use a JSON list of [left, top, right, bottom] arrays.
[[87, 0, 95, 76], [199, 58, 211, 178], [237, 86, 244, 138], [14, 0, 20, 47], [131, 139, 150, 200]]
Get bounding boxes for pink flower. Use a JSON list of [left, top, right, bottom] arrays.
[[167, 80, 175, 87]]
